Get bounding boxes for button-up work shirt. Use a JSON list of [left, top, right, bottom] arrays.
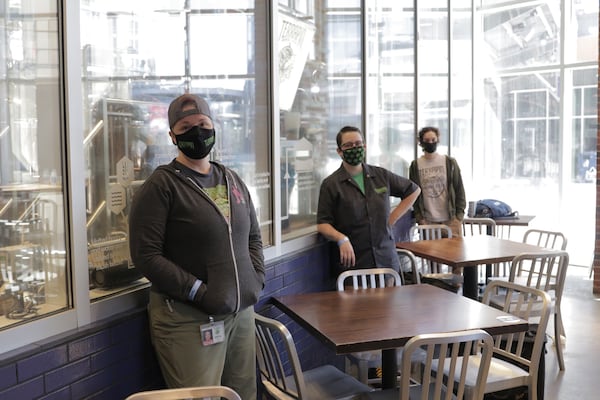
[[317, 163, 420, 271]]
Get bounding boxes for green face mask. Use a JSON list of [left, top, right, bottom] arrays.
[[342, 146, 365, 166]]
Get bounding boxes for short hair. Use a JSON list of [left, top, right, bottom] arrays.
[[336, 126, 362, 148], [417, 126, 440, 143]]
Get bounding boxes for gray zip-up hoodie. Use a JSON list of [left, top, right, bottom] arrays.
[[129, 160, 265, 315]]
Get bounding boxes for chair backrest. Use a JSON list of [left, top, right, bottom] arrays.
[[336, 267, 401, 291], [482, 281, 551, 378], [396, 249, 421, 284], [462, 217, 503, 278], [517, 230, 567, 294], [409, 224, 452, 274], [254, 313, 306, 399], [462, 217, 496, 237], [522, 229, 567, 251], [510, 251, 569, 301], [410, 224, 452, 241], [125, 386, 241, 400], [399, 329, 494, 400]]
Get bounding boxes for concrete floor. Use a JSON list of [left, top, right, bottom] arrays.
[[544, 266, 599, 400]]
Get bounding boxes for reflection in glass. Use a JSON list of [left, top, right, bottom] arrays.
[[366, 1, 415, 174], [570, 68, 597, 183], [418, 5, 449, 139], [0, 2, 68, 329], [278, 1, 362, 240], [81, 1, 269, 299], [568, 0, 599, 63], [451, 7, 473, 172], [482, 1, 561, 69]]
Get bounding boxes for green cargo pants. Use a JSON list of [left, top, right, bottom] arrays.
[[148, 291, 256, 400]]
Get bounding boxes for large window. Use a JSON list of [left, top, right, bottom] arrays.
[[278, 0, 363, 240], [80, 0, 270, 300], [0, 1, 68, 331], [477, 0, 598, 266], [365, 1, 415, 176]]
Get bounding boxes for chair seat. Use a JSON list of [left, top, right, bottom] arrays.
[[421, 273, 463, 293], [125, 386, 242, 400], [346, 345, 427, 385], [352, 383, 448, 400], [434, 354, 529, 398], [488, 275, 556, 290], [348, 350, 381, 364], [488, 293, 556, 322], [348, 346, 428, 364], [263, 365, 373, 400]]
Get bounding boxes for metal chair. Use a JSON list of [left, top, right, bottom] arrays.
[[353, 329, 494, 400], [491, 251, 569, 371], [336, 268, 401, 384], [125, 386, 241, 400], [489, 227, 568, 368], [337, 267, 401, 291], [462, 217, 496, 237], [410, 224, 462, 293], [434, 281, 551, 400], [396, 249, 421, 285], [254, 313, 373, 399], [522, 228, 568, 251], [489, 228, 568, 282]]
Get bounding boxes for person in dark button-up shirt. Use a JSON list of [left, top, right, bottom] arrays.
[[317, 126, 420, 276]]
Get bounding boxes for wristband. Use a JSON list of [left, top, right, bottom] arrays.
[[337, 236, 349, 247], [188, 279, 203, 301]]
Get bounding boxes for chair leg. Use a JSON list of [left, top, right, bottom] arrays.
[[358, 359, 369, 384], [529, 382, 539, 400], [555, 313, 565, 371], [557, 311, 566, 340]]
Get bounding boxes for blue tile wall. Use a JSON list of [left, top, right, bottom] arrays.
[[0, 242, 338, 399], [0, 310, 164, 400], [0, 364, 17, 391]]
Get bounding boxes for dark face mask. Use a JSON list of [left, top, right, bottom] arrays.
[[341, 146, 365, 166], [422, 142, 437, 154], [174, 126, 216, 159]]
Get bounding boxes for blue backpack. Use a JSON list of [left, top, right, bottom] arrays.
[[475, 199, 518, 218]]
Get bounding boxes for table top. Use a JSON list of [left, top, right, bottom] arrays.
[[272, 284, 528, 354], [396, 236, 553, 268], [492, 214, 535, 226]]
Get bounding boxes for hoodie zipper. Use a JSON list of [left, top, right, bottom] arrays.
[[180, 167, 242, 313]]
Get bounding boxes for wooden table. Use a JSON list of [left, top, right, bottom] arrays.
[[492, 214, 535, 227], [396, 235, 552, 300], [272, 284, 528, 389]]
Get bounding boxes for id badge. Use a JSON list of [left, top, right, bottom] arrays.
[[200, 318, 225, 346]]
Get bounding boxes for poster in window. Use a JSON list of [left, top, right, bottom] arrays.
[[278, 13, 315, 111]]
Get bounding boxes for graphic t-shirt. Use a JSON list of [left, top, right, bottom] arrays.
[[417, 153, 449, 222], [179, 162, 230, 220]]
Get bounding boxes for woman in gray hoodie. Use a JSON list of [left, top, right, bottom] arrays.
[[129, 94, 264, 400]]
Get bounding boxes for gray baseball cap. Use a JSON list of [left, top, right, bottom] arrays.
[[167, 94, 212, 129]]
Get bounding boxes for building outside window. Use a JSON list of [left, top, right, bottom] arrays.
[[476, 0, 598, 266]]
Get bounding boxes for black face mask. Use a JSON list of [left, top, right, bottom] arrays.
[[422, 142, 437, 154], [174, 126, 216, 159]]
